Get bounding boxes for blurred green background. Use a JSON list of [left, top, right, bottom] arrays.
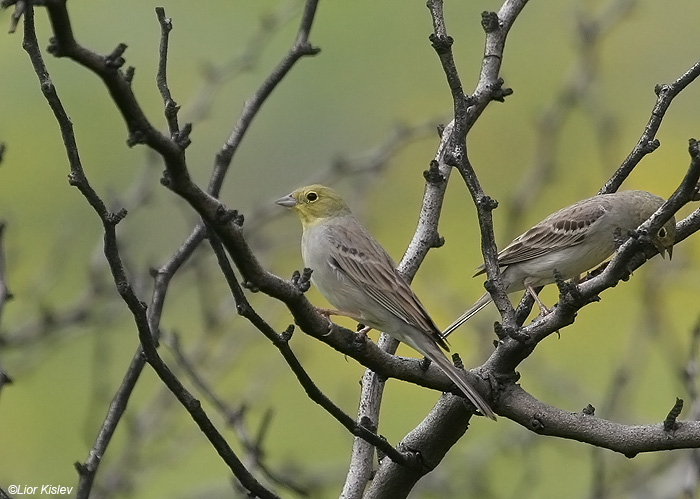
[[1, 0, 699, 497]]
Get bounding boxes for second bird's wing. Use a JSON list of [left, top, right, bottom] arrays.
[[475, 197, 609, 275]]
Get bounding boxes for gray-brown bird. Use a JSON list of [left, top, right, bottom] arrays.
[[442, 190, 676, 338], [277, 184, 496, 420]]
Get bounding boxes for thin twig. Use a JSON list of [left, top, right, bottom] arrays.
[[155, 7, 180, 136], [506, 0, 638, 237], [210, 0, 321, 196], [206, 226, 413, 468], [21, 4, 278, 498], [601, 59, 700, 193], [167, 332, 312, 496]]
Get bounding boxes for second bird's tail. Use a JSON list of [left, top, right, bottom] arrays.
[[441, 292, 492, 339]]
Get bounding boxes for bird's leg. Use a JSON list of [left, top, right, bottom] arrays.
[[315, 306, 348, 319], [356, 324, 372, 339], [315, 307, 370, 337], [527, 285, 562, 337], [526, 286, 552, 316], [356, 324, 371, 333], [313, 307, 344, 335]]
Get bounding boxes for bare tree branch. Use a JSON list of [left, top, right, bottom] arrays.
[[3, 0, 699, 496], [19, 3, 280, 498], [601, 60, 700, 194], [206, 226, 412, 467], [506, 0, 638, 237], [502, 383, 700, 456]]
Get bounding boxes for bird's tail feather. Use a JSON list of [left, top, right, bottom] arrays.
[[419, 340, 496, 421], [441, 292, 492, 339]]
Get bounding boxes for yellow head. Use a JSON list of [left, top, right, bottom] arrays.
[[652, 218, 676, 259], [275, 184, 351, 229]]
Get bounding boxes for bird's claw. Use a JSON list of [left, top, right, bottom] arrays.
[[356, 324, 371, 338]]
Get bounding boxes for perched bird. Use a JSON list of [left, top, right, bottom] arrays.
[[276, 184, 496, 420], [442, 190, 676, 338]]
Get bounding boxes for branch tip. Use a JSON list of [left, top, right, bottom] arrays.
[[428, 33, 453, 54], [481, 11, 500, 33], [488, 77, 513, 102], [663, 397, 683, 431], [477, 195, 498, 211], [74, 461, 87, 476], [155, 7, 172, 32], [5, 0, 23, 34], [174, 123, 192, 149], [291, 268, 312, 293], [106, 208, 128, 226], [423, 160, 444, 184], [654, 83, 669, 96], [124, 66, 135, 84], [126, 130, 147, 147], [159, 171, 172, 188], [214, 208, 243, 227], [299, 42, 321, 56], [281, 325, 294, 342], [46, 36, 61, 57], [450, 352, 464, 369], [582, 404, 595, 416], [67, 171, 83, 187], [105, 43, 128, 69], [643, 139, 660, 154]]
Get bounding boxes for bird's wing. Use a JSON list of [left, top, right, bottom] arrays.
[[326, 221, 448, 349], [475, 198, 609, 275]]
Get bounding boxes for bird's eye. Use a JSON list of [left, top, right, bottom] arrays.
[[306, 191, 318, 202], [658, 227, 667, 238]]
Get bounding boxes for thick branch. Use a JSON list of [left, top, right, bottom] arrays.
[[365, 395, 472, 498], [502, 385, 700, 457]]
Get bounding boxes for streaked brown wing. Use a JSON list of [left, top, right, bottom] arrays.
[[475, 197, 609, 275], [326, 221, 447, 348]]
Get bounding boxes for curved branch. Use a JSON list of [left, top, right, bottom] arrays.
[[211, 0, 320, 196], [364, 394, 472, 498], [601, 59, 700, 194], [486, 141, 700, 376], [428, 0, 528, 330], [206, 227, 413, 468], [502, 385, 700, 457], [20, 4, 279, 498]]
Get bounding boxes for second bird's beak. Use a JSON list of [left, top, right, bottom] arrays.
[[665, 246, 673, 260], [275, 193, 297, 208], [655, 243, 673, 260]]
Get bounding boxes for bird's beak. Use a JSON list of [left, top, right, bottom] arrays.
[[275, 193, 297, 208], [654, 242, 673, 260]]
